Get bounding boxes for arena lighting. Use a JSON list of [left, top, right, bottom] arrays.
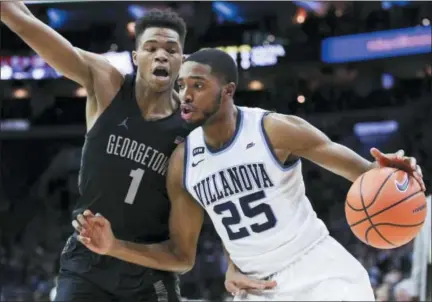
[[0, 119, 30, 131], [13, 88, 29, 99], [1, 51, 134, 80], [32, 68, 46, 80], [0, 65, 13, 80], [75, 87, 87, 98], [127, 22, 136, 36], [47, 8, 69, 29], [297, 95, 306, 103], [422, 18, 430, 27], [212, 1, 244, 24], [381, 73, 395, 90], [294, 8, 307, 24], [128, 5, 147, 19], [216, 44, 285, 69], [322, 26, 432, 63], [296, 14, 306, 24], [248, 80, 264, 91]]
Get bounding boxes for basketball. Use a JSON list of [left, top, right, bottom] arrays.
[[345, 167, 427, 249]]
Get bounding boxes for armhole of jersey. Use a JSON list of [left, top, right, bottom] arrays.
[[182, 137, 205, 209], [85, 74, 131, 139], [183, 136, 189, 191], [259, 111, 301, 172]]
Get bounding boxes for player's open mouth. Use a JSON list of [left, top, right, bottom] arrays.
[[180, 104, 194, 120], [152, 67, 170, 80]]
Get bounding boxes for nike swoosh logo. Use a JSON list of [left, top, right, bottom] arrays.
[[192, 159, 204, 167], [395, 173, 409, 192]]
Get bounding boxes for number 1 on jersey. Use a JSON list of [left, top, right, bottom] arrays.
[[124, 168, 145, 205]]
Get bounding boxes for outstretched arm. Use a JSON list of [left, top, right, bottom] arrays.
[[73, 143, 204, 274], [1, 2, 123, 112], [263, 113, 424, 189]]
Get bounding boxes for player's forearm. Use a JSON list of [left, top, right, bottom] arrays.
[[1, 2, 33, 32], [223, 244, 238, 273], [331, 142, 377, 181], [109, 239, 194, 274], [304, 141, 376, 182]]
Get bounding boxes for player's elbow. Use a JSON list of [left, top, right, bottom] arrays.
[[175, 255, 195, 274]]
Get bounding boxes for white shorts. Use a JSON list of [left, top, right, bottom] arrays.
[[234, 236, 375, 301]]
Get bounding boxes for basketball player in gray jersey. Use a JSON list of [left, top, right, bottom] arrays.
[[73, 49, 425, 300], [2, 2, 194, 301]]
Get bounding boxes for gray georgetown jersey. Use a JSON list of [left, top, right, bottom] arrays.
[[75, 74, 194, 243]]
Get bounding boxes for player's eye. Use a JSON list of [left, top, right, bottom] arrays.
[[194, 83, 203, 89]]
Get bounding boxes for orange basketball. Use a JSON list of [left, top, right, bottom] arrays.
[[345, 167, 427, 249]]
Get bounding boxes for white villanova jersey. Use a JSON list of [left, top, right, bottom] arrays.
[[183, 107, 329, 278]]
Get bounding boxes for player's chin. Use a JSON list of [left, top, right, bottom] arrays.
[[181, 111, 204, 125], [149, 75, 173, 91]]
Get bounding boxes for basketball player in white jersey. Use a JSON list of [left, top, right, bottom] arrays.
[[73, 49, 425, 301]]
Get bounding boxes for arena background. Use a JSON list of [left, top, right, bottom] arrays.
[[0, 1, 431, 301]]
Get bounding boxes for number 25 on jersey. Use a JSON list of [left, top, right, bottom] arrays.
[[214, 190, 277, 240]]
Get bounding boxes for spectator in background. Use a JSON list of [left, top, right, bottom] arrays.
[[393, 279, 416, 302], [410, 196, 431, 301], [376, 283, 391, 302]]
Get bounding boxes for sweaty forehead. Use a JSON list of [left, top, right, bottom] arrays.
[[179, 61, 212, 79], [139, 27, 180, 44]]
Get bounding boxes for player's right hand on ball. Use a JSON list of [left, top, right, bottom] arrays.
[[225, 266, 277, 296], [72, 210, 114, 255]]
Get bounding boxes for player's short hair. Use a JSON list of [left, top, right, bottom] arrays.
[[184, 48, 238, 86], [135, 9, 187, 47]]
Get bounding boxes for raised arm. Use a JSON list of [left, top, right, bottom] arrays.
[[263, 113, 422, 185], [1, 2, 122, 110], [73, 143, 204, 273]]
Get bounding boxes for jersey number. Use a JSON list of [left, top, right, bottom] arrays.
[[213, 190, 277, 240], [124, 168, 145, 205]]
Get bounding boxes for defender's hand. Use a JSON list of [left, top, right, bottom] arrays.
[[72, 210, 115, 255], [225, 266, 277, 296], [370, 148, 425, 191]]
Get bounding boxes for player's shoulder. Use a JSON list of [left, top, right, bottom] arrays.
[[171, 141, 186, 161], [263, 112, 307, 131], [237, 105, 267, 116]]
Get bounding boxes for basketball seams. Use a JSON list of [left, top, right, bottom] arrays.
[[359, 174, 396, 247], [349, 190, 424, 227], [346, 169, 399, 211], [365, 220, 426, 247], [365, 169, 400, 210], [370, 221, 425, 228], [346, 199, 362, 212]]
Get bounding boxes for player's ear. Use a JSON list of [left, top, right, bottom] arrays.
[[132, 51, 138, 66], [224, 82, 236, 97]]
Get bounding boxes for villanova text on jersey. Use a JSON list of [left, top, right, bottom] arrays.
[[106, 134, 169, 176], [192, 162, 274, 207]]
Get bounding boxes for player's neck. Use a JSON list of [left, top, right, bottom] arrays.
[[135, 79, 176, 120], [203, 105, 238, 150]]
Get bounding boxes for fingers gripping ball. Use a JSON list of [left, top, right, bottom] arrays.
[[345, 168, 427, 249]]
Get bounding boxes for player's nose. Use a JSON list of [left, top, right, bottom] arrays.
[[154, 49, 168, 63], [182, 93, 193, 104]]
